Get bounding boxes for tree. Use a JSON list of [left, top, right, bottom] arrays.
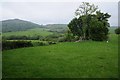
[[75, 2, 98, 40], [89, 11, 110, 41], [68, 17, 83, 40], [68, 2, 111, 41], [89, 18, 109, 41], [96, 11, 111, 27], [75, 2, 98, 16], [115, 27, 120, 34]]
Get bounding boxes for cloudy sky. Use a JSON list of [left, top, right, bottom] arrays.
[[0, 0, 119, 26]]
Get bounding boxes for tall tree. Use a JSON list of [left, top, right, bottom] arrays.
[[75, 2, 98, 39], [75, 2, 98, 16], [68, 2, 111, 41]]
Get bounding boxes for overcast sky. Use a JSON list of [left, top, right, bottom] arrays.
[[0, 0, 119, 26]]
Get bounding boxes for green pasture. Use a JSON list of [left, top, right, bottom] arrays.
[[3, 28, 53, 37], [2, 34, 118, 78]]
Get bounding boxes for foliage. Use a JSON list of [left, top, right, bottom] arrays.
[[75, 2, 98, 16], [32, 42, 48, 46], [44, 33, 64, 42], [58, 30, 79, 42], [2, 35, 44, 40], [48, 41, 57, 45], [89, 11, 110, 41], [2, 40, 57, 50], [89, 19, 109, 41], [68, 17, 83, 37], [115, 27, 120, 34], [68, 2, 111, 41], [2, 40, 33, 50]]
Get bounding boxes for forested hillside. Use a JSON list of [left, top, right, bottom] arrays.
[[2, 19, 43, 32]]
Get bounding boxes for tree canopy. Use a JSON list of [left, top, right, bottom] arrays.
[[68, 2, 111, 41]]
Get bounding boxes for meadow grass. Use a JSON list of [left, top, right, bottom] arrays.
[[2, 34, 118, 78], [108, 27, 117, 34], [3, 27, 116, 37], [3, 28, 53, 37]]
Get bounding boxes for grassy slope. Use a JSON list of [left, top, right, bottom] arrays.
[[2, 19, 43, 32], [3, 28, 53, 37], [2, 34, 118, 78], [2, 24, 67, 37]]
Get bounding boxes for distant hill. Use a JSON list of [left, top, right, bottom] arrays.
[[46, 24, 67, 27], [2, 19, 43, 33]]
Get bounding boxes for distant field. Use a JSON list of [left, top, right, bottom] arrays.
[[2, 26, 116, 37], [46, 24, 67, 32], [3, 28, 53, 37], [109, 27, 117, 34], [3, 34, 118, 78]]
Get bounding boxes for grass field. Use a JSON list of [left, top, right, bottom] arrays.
[[2, 26, 117, 38], [108, 27, 117, 34], [2, 33, 118, 78], [3, 28, 53, 37]]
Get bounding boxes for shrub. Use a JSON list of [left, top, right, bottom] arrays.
[[48, 41, 56, 45], [90, 20, 109, 41], [2, 40, 33, 50], [45, 34, 63, 42], [3, 35, 44, 40], [58, 37, 67, 42], [33, 42, 48, 46], [115, 27, 120, 34]]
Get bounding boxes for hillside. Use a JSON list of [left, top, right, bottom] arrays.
[[2, 19, 68, 37], [2, 19, 43, 33], [45, 24, 68, 33]]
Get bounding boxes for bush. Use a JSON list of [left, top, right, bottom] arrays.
[[45, 34, 63, 42], [115, 27, 120, 34], [2, 40, 33, 50], [2, 35, 44, 40], [58, 37, 67, 42], [48, 41, 56, 45], [90, 20, 109, 41], [33, 42, 48, 46]]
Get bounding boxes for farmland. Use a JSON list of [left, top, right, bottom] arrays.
[[1, 1, 119, 79], [1, 18, 119, 78], [3, 28, 53, 37]]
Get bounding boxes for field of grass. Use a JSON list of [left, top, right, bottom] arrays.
[[3, 28, 53, 37], [108, 27, 117, 34], [2, 33, 118, 78], [2, 26, 116, 37], [2, 24, 68, 38]]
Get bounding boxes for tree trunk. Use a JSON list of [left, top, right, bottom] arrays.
[[83, 33, 86, 40]]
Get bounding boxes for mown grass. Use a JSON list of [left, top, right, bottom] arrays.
[[2, 34, 118, 78], [3, 28, 53, 37]]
